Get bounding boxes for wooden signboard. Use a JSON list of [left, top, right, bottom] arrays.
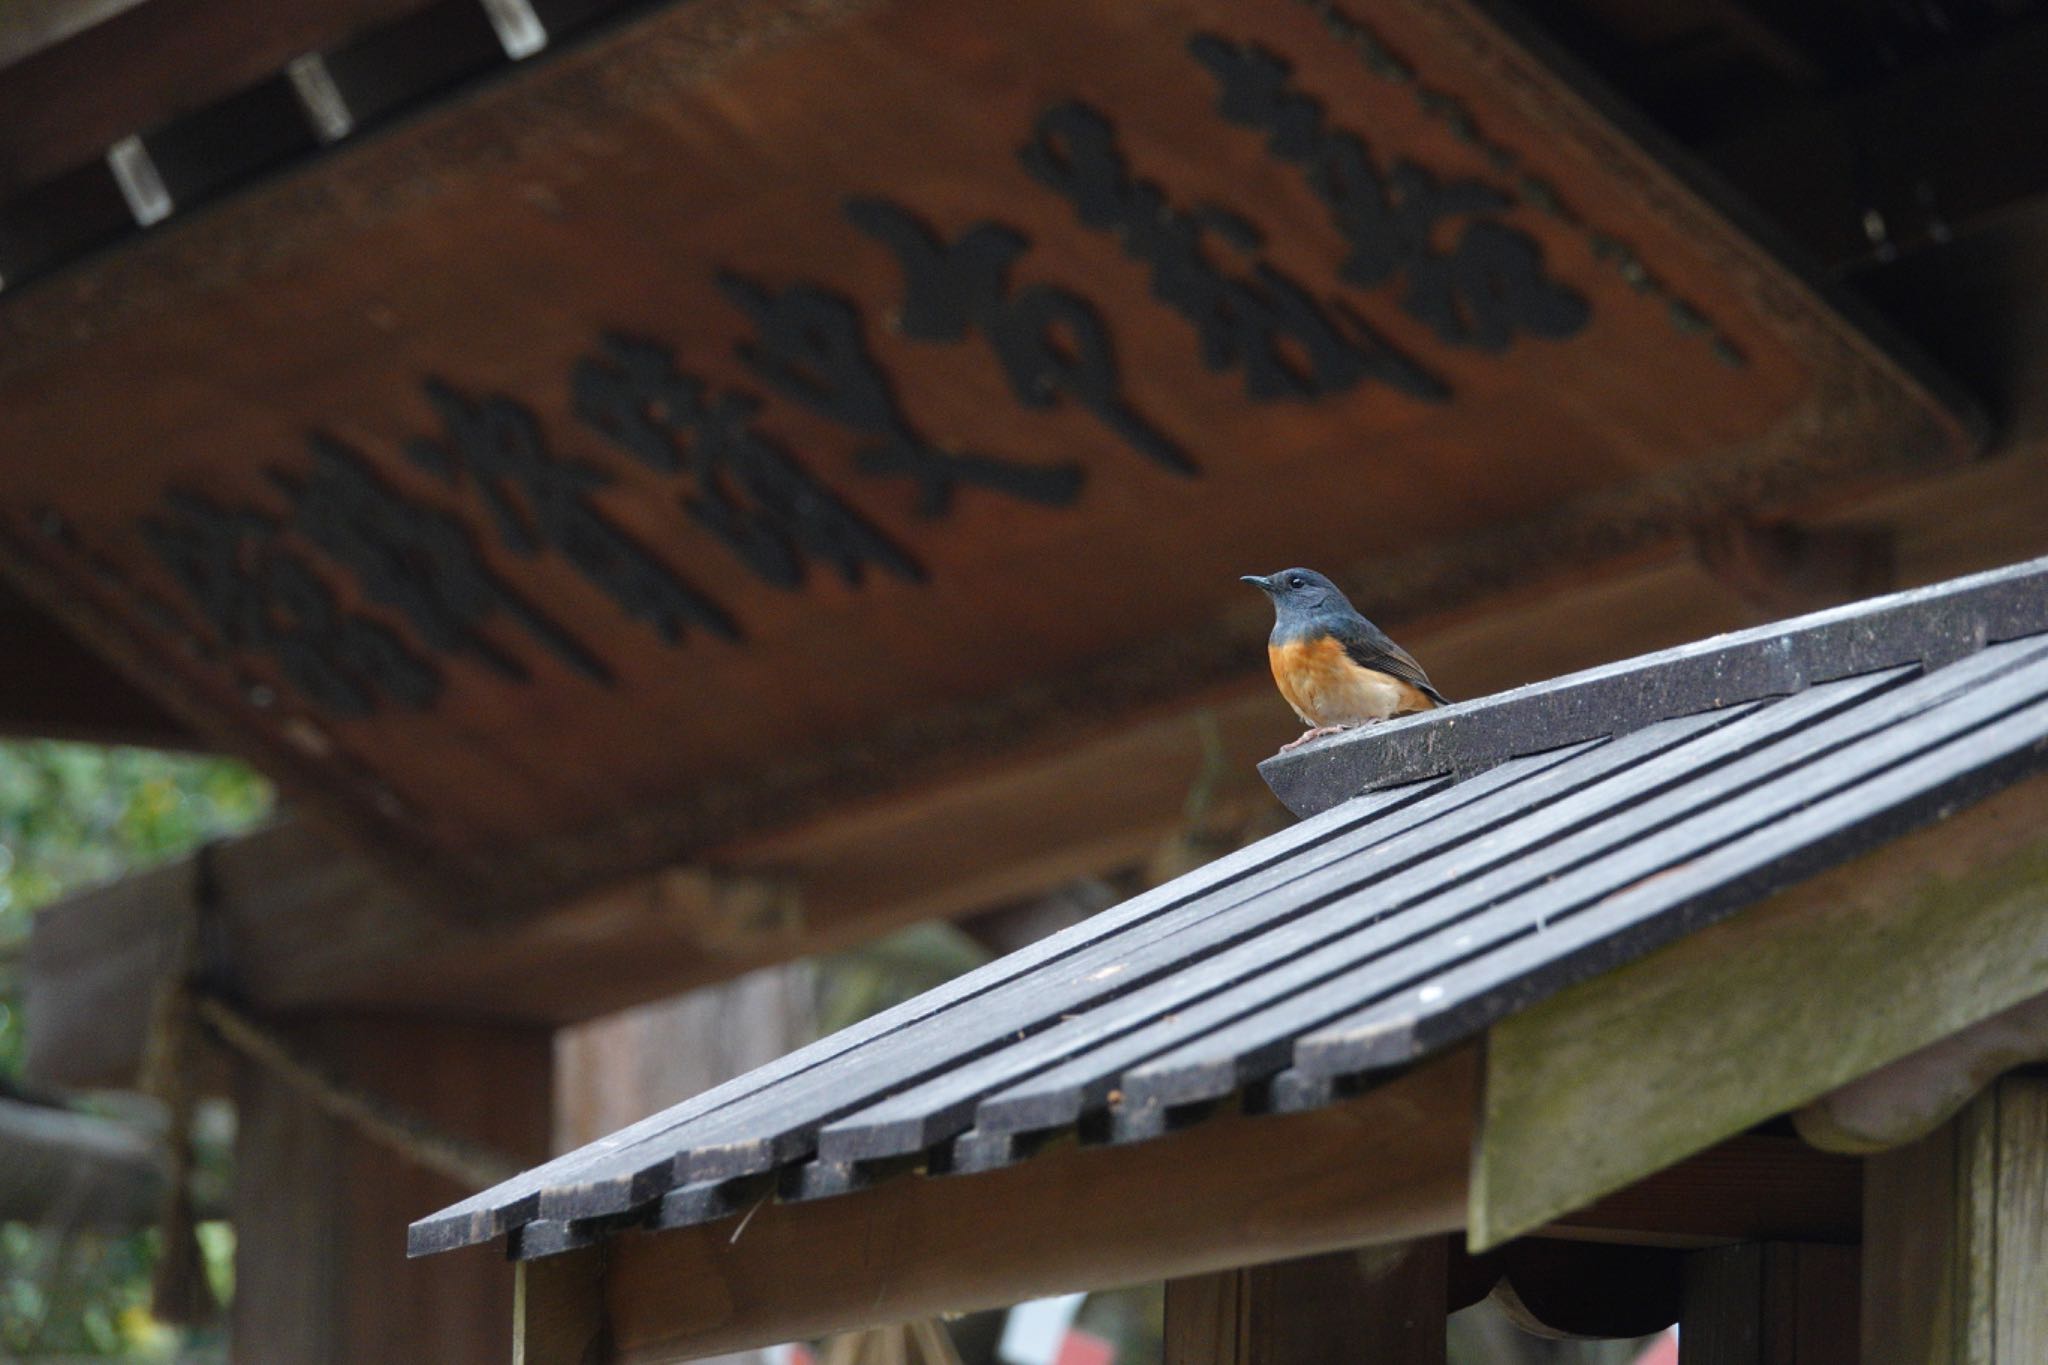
[[0, 0, 1971, 907]]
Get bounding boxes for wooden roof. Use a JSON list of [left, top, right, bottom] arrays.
[[412, 554, 2048, 1263], [0, 0, 1976, 915]]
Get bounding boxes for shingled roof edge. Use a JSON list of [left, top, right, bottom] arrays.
[[1260, 553, 2048, 817], [410, 554, 2048, 1265]]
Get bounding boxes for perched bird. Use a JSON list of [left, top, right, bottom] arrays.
[[1242, 568, 1448, 751]]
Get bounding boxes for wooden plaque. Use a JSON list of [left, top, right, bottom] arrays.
[[0, 0, 1973, 906]]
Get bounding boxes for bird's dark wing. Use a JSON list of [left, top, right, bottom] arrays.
[[1332, 616, 1450, 705]]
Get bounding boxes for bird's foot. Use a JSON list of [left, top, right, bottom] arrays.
[[1279, 725, 1350, 753]]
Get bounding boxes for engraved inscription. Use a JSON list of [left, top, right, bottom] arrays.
[[1020, 101, 1449, 403], [1190, 34, 1589, 352], [720, 273, 1085, 518], [846, 197, 1196, 477], [275, 435, 612, 684], [143, 489, 442, 717], [407, 380, 740, 645], [114, 27, 1612, 721], [572, 333, 922, 590]]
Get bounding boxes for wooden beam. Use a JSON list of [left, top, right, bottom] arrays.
[[232, 1014, 552, 1365], [1544, 1134, 1859, 1250], [1691, 520, 1894, 621], [514, 1048, 1476, 1365], [0, 0, 450, 201], [1681, 1244, 1859, 1364], [0, 0, 149, 71], [515, 1098, 1850, 1365], [0, 1096, 167, 1228], [1165, 1241, 1449, 1365], [517, 1245, 610, 1365], [1474, 769, 2048, 1248], [1863, 1073, 2048, 1365], [0, 584, 192, 746]]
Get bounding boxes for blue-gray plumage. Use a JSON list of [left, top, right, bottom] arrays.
[[1242, 568, 1447, 751]]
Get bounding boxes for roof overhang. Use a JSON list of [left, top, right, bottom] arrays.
[[0, 0, 1977, 912], [411, 558, 2048, 1361]]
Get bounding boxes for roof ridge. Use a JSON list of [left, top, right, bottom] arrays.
[[1260, 553, 2048, 817]]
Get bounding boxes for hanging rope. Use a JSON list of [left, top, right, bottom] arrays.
[[190, 994, 521, 1191], [138, 845, 218, 1327], [134, 840, 525, 1323]]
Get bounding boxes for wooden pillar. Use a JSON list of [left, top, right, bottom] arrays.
[[553, 962, 812, 1152], [1863, 1073, 2048, 1365], [1680, 1243, 1858, 1363], [1164, 1240, 1448, 1365], [232, 1015, 554, 1365]]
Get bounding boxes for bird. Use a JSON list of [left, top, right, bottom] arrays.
[[1242, 568, 1448, 751]]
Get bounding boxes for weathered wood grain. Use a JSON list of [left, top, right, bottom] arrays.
[[432, 593, 2048, 1259], [415, 772, 1430, 1249], [1473, 765, 2048, 1249], [1681, 1243, 1858, 1364], [1165, 1241, 1449, 1365], [233, 1016, 552, 1365], [1296, 636, 2048, 1080], [581, 1048, 1474, 1364], [1543, 1133, 1859, 1249], [1860, 1075, 2048, 1364], [1795, 991, 2048, 1154], [516, 1246, 610, 1365]]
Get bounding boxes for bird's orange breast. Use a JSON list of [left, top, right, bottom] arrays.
[[1268, 636, 1435, 727]]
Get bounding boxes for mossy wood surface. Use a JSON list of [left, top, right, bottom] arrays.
[[1474, 774, 2048, 1248]]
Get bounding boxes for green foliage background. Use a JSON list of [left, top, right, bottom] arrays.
[[0, 741, 270, 1360]]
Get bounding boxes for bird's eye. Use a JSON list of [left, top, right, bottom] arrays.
[[1288, 575, 1306, 588]]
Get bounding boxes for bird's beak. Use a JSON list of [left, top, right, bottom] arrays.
[[1240, 574, 1275, 594]]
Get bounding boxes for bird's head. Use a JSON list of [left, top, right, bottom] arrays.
[[1241, 567, 1350, 621], [1236, 564, 1368, 630]]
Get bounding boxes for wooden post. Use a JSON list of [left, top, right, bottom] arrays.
[[553, 964, 812, 1152], [232, 1015, 553, 1365], [1863, 1073, 2048, 1364], [1164, 1240, 1448, 1365], [516, 1247, 609, 1365], [1680, 1243, 1858, 1363]]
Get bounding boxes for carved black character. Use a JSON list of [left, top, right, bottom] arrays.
[[1399, 218, 1592, 352], [274, 435, 612, 685], [845, 198, 1195, 477], [142, 488, 440, 717], [572, 334, 922, 589], [717, 273, 1084, 518], [1018, 101, 1447, 404], [1189, 34, 1589, 353], [406, 380, 738, 645]]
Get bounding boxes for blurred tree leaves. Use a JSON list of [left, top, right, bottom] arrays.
[[0, 741, 270, 1075], [0, 740, 270, 1359]]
